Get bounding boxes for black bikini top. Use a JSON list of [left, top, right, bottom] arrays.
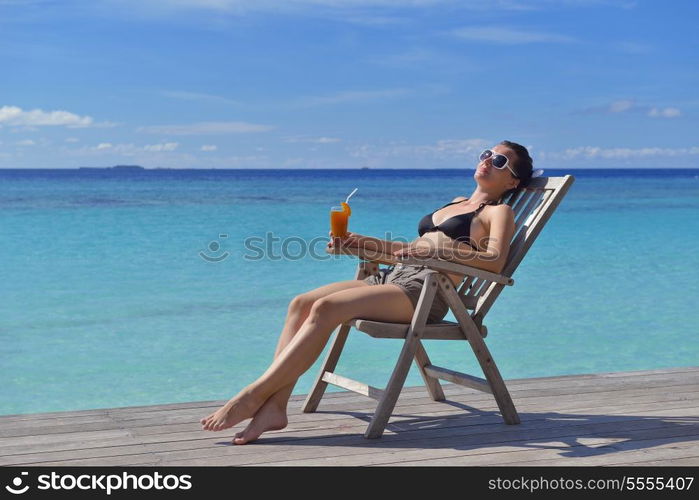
[[418, 199, 498, 249]]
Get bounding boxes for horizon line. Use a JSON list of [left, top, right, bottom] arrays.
[[2, 166, 699, 171]]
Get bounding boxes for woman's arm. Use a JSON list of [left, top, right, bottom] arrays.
[[354, 234, 410, 254], [328, 231, 409, 255], [393, 204, 516, 274]]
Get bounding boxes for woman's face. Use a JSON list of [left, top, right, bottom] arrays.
[[473, 144, 520, 193]]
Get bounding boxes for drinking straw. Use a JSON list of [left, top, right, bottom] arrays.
[[345, 188, 358, 204]]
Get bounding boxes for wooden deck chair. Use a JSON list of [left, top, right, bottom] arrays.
[[302, 174, 575, 438]]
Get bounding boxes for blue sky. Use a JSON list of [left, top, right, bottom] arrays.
[[1, 0, 697, 169]]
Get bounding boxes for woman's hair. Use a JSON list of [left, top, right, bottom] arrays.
[[497, 140, 534, 203]]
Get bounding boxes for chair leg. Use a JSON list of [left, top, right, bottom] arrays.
[[301, 323, 351, 413], [364, 335, 418, 438], [437, 276, 520, 425], [365, 272, 439, 438], [302, 261, 376, 413], [414, 340, 445, 401]]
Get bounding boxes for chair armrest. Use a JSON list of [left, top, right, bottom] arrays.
[[326, 246, 514, 286]]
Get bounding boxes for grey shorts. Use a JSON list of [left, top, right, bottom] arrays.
[[362, 263, 450, 324]]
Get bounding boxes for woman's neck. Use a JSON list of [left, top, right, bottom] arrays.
[[465, 187, 500, 206]]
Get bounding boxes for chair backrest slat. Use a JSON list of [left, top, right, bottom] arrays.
[[511, 189, 536, 218], [468, 188, 544, 297], [457, 275, 478, 300], [507, 188, 550, 264], [457, 187, 542, 304], [454, 175, 575, 315]]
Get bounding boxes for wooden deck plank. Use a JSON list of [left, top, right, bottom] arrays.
[[7, 401, 697, 466], [0, 386, 699, 453], [2, 385, 697, 445], [385, 435, 699, 467], [156, 406, 699, 466], [1, 367, 698, 466], [255, 426, 699, 467], [0, 404, 692, 464], [4, 411, 690, 467], [3, 366, 696, 423], [615, 456, 699, 466], [4, 381, 697, 437], [111, 386, 699, 434], [3, 371, 698, 437]]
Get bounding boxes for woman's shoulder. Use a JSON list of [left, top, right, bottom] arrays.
[[482, 202, 515, 230], [484, 201, 514, 214], [450, 196, 468, 203], [479, 200, 514, 222]]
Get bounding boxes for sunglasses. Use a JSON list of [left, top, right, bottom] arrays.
[[479, 149, 519, 178]]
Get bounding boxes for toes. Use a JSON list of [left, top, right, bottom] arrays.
[[235, 427, 259, 445], [233, 431, 252, 445]]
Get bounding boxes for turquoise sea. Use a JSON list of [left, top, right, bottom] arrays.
[[1, 167, 698, 416]]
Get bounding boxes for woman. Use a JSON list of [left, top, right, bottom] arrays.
[[200, 140, 535, 444]]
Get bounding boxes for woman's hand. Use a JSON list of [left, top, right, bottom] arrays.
[[327, 230, 362, 250]]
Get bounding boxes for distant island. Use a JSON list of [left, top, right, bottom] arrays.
[[79, 165, 145, 170]]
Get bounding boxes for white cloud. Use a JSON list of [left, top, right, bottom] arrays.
[[648, 107, 681, 118], [90, 121, 120, 128], [420, 138, 491, 158], [343, 15, 411, 26], [65, 137, 80, 143], [540, 145, 699, 161], [16, 139, 36, 146], [67, 142, 183, 157], [0, 105, 93, 127], [115, 0, 624, 16], [57, 142, 209, 168], [283, 136, 342, 144], [609, 99, 634, 113], [365, 48, 436, 68], [218, 154, 268, 166], [450, 26, 577, 44], [144, 142, 179, 152], [201, 144, 218, 151], [138, 121, 274, 135], [295, 88, 410, 107], [120, 0, 449, 13], [349, 138, 490, 161], [162, 90, 240, 105], [576, 99, 682, 118]]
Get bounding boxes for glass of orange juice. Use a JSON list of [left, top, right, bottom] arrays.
[[330, 201, 351, 238]]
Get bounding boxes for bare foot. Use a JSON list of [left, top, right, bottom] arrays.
[[200, 392, 261, 432], [232, 401, 288, 445]]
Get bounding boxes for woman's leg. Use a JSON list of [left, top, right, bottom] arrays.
[[200, 278, 372, 441], [225, 279, 371, 444], [200, 283, 415, 435]]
